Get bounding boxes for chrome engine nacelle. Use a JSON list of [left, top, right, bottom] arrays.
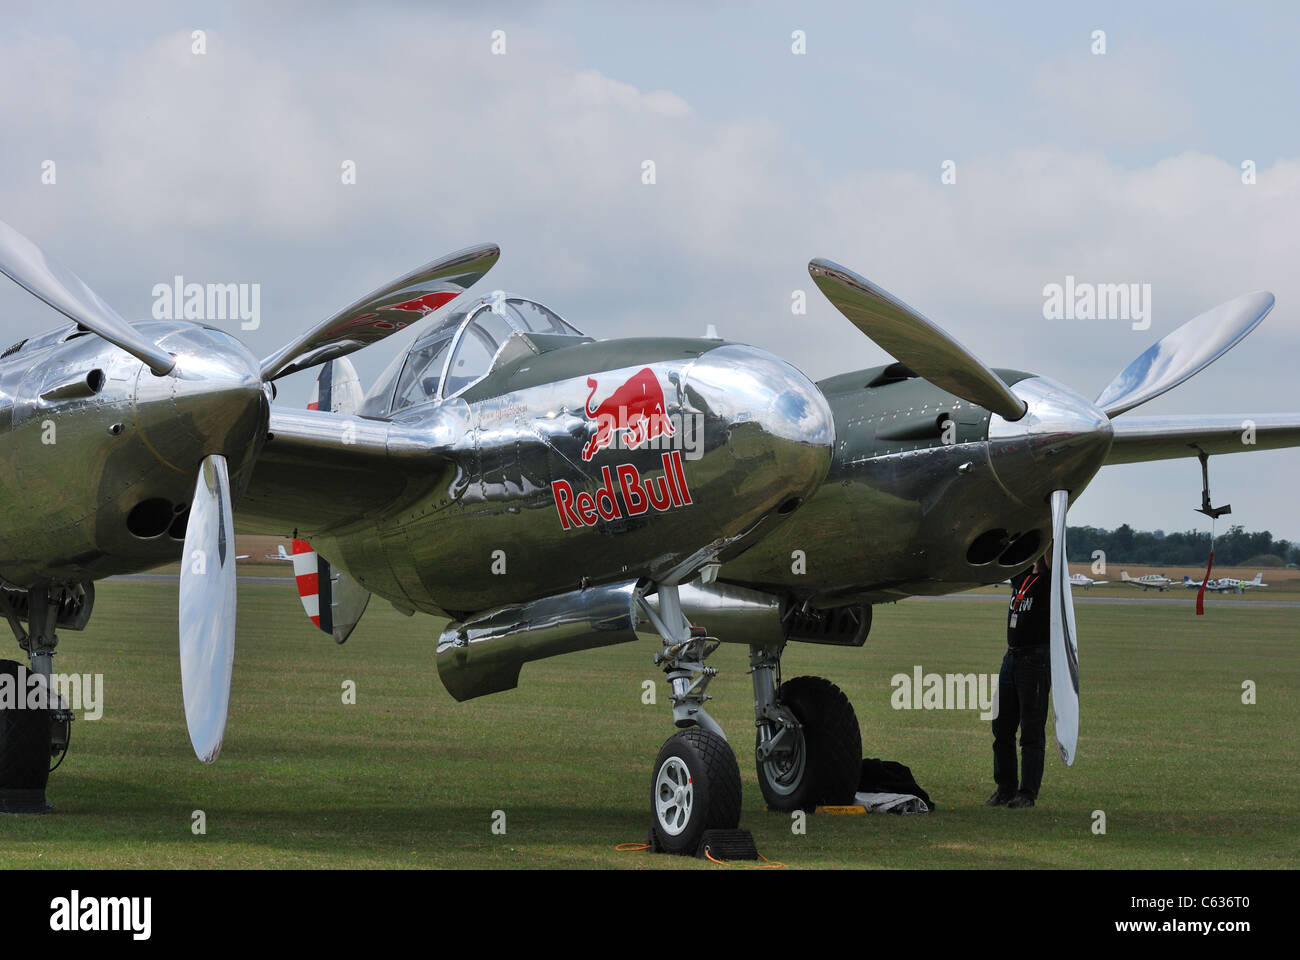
[[435, 580, 643, 701], [435, 578, 875, 704], [639, 581, 871, 647]]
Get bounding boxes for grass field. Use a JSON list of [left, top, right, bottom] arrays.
[[1, 576, 1296, 869]]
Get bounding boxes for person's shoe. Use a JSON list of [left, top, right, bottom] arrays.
[[1007, 790, 1036, 808], [985, 789, 1016, 807]]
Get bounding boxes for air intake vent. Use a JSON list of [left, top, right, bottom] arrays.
[[1, 338, 27, 359], [784, 603, 871, 646], [866, 362, 919, 387]]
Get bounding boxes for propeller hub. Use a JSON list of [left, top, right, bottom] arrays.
[[986, 376, 1113, 505], [133, 326, 268, 477]]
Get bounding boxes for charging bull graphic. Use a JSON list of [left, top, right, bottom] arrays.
[[581, 367, 675, 461]]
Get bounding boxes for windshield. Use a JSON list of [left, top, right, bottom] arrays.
[[444, 305, 516, 396], [389, 296, 583, 410], [392, 329, 454, 410]]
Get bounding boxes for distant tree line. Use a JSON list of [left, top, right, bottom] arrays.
[[1066, 524, 1299, 567]]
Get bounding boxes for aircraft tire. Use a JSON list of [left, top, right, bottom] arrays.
[[756, 675, 861, 812], [649, 727, 742, 855], [0, 659, 52, 813]]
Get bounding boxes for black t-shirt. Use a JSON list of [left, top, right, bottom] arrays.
[[1007, 568, 1052, 648]]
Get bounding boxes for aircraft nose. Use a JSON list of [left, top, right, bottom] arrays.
[[682, 343, 835, 505], [986, 375, 1114, 503]]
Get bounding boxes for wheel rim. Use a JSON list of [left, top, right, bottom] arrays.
[[654, 755, 694, 836], [761, 725, 807, 797]]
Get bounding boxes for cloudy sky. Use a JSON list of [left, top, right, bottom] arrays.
[[3, 1, 1298, 539]]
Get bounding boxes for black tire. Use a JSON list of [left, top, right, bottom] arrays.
[[649, 727, 742, 855], [0, 660, 51, 790], [756, 675, 861, 811]]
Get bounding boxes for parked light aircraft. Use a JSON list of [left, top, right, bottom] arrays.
[[1181, 572, 1268, 593], [1068, 573, 1109, 589], [1120, 571, 1174, 591], [3, 217, 1298, 849]]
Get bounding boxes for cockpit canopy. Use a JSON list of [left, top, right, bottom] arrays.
[[385, 294, 584, 413]]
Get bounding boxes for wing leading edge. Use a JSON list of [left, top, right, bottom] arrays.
[[234, 405, 467, 535], [1104, 413, 1300, 465]]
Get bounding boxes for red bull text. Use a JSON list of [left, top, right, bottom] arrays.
[[551, 452, 694, 530]]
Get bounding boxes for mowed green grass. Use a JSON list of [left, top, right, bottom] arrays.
[[1, 580, 1296, 869]]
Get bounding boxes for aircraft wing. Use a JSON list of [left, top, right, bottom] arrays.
[[1105, 414, 1300, 465], [234, 406, 466, 535], [258, 243, 500, 381]]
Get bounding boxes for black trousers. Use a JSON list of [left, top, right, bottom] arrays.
[[992, 646, 1051, 797]]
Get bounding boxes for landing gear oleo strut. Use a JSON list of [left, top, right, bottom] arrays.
[[0, 582, 87, 813], [639, 580, 744, 855], [637, 579, 864, 855]]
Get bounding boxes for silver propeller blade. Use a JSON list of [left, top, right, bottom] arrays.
[[179, 454, 237, 763], [1048, 489, 1079, 766], [0, 218, 175, 376], [1094, 291, 1274, 418], [809, 259, 1027, 421], [259, 242, 501, 381]]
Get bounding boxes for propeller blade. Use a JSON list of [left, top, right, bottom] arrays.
[[259, 242, 501, 381], [1094, 291, 1274, 418], [1048, 489, 1079, 766], [809, 259, 1027, 421], [179, 454, 237, 763], [0, 218, 175, 376]]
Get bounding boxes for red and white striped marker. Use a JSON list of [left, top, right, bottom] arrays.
[[291, 538, 324, 628]]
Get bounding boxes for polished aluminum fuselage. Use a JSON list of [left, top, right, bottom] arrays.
[[247, 339, 837, 617], [240, 326, 1114, 622]]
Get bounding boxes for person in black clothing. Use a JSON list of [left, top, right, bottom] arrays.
[[986, 546, 1053, 809]]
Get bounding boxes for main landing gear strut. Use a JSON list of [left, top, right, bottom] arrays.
[[638, 581, 863, 854], [0, 583, 85, 813]]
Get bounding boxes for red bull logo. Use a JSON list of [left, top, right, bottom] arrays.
[[582, 367, 674, 461]]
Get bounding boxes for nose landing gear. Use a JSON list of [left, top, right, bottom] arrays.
[[639, 580, 865, 855], [649, 727, 742, 855], [640, 581, 744, 854]]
